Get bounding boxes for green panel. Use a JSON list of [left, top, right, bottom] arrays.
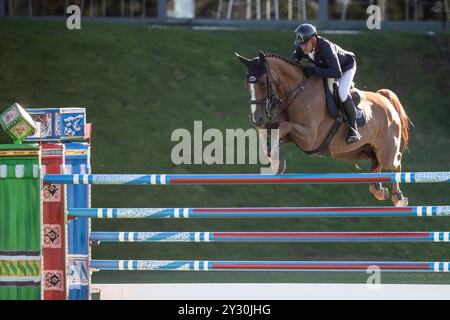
[[0, 144, 41, 300]]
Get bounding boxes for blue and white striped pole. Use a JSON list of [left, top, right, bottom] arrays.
[[89, 231, 450, 243], [69, 206, 450, 219], [44, 172, 450, 185], [90, 260, 450, 272]]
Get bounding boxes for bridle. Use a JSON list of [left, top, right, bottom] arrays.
[[247, 62, 307, 127]]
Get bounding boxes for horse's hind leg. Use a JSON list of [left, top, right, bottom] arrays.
[[391, 165, 409, 207], [374, 141, 408, 207], [368, 152, 390, 201]]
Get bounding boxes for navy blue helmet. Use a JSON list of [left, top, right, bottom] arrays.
[[294, 23, 318, 46]]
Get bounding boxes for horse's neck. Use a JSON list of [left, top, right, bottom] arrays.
[[271, 60, 333, 150], [273, 62, 327, 122]]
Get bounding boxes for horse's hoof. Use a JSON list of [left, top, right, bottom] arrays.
[[369, 184, 390, 201], [277, 158, 286, 174], [392, 195, 408, 207]]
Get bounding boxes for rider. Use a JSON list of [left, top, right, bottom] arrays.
[[291, 23, 361, 144]]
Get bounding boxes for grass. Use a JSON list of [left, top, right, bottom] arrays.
[[0, 19, 449, 284]]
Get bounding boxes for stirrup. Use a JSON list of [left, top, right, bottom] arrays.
[[346, 127, 361, 144]]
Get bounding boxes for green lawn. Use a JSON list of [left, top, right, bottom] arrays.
[[0, 19, 449, 284]]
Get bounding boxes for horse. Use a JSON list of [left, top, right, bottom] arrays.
[[236, 52, 411, 207]]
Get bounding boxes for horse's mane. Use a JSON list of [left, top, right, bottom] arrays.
[[264, 53, 303, 71]]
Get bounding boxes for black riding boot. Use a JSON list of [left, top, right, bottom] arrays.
[[342, 96, 361, 144]]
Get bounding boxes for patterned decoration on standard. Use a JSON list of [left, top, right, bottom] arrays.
[[25, 108, 86, 141], [0, 103, 37, 143]]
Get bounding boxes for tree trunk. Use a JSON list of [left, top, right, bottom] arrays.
[[91, 0, 95, 17], [413, 0, 419, 21], [405, 0, 409, 21]]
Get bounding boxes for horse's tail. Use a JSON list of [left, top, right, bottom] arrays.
[[376, 89, 411, 152]]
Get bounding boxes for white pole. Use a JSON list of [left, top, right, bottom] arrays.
[[227, 0, 233, 19], [385, 0, 389, 20], [216, 0, 223, 18], [274, 0, 279, 20], [256, 0, 261, 19], [288, 0, 292, 20], [341, 0, 348, 21], [378, 0, 385, 20], [266, 0, 270, 20], [301, 0, 307, 21], [444, 0, 450, 21], [246, 0, 251, 19]]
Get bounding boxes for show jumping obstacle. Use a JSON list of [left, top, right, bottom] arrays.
[[43, 171, 450, 277], [2, 106, 450, 300]]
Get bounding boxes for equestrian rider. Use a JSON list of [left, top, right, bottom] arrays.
[[291, 23, 361, 144]]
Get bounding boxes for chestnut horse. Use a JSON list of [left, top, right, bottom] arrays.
[[236, 52, 411, 207]]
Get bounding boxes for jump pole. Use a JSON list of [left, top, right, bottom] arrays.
[[69, 206, 450, 218], [44, 172, 450, 185], [90, 260, 450, 272], [90, 231, 450, 243]]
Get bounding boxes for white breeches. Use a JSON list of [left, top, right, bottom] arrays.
[[338, 64, 357, 102]]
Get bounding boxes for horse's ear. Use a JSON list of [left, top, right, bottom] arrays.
[[235, 52, 251, 66], [258, 51, 266, 64]]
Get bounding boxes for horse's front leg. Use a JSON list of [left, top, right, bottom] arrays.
[[278, 121, 294, 140], [267, 121, 293, 174]]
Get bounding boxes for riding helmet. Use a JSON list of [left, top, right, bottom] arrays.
[[294, 23, 318, 46]]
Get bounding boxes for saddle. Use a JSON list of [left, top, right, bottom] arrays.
[[323, 78, 366, 128]]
